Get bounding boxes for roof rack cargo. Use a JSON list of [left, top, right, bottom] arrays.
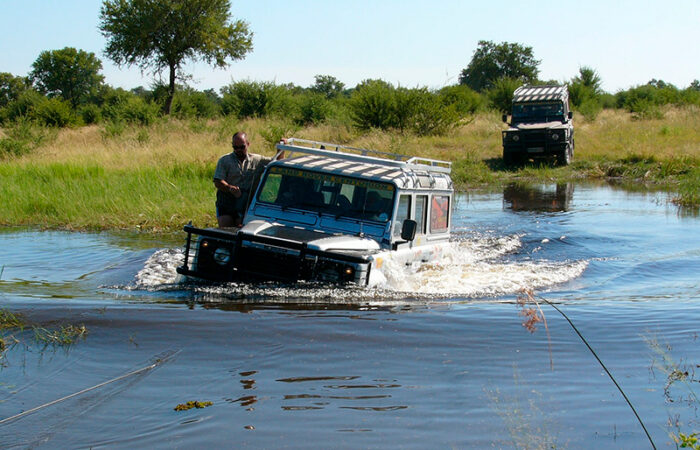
[[276, 138, 451, 174], [512, 85, 569, 103]]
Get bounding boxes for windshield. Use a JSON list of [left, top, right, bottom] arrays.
[[512, 102, 564, 123], [257, 166, 395, 223]]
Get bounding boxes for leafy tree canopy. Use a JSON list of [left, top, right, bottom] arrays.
[[99, 0, 253, 114], [459, 40, 539, 92], [311, 75, 345, 99], [571, 66, 603, 96], [29, 48, 104, 107], [0, 72, 30, 108]]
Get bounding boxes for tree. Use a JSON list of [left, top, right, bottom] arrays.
[[311, 75, 345, 99], [568, 66, 603, 109], [29, 47, 104, 107], [99, 0, 253, 114], [0, 72, 30, 108], [459, 40, 539, 92], [571, 66, 603, 96]]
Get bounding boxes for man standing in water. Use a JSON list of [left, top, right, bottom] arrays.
[[213, 132, 282, 228]]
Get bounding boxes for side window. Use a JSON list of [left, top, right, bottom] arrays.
[[393, 194, 411, 236], [430, 195, 449, 233], [415, 195, 427, 234]]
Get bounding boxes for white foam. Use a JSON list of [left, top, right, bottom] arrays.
[[131, 234, 587, 300], [373, 235, 587, 296], [134, 248, 184, 287]]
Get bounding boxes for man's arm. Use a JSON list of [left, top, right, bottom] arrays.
[[214, 178, 242, 198]]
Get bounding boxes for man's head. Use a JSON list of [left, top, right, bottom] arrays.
[[232, 132, 249, 160]]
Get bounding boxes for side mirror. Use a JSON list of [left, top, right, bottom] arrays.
[[502, 114, 508, 123], [400, 219, 417, 242], [568, 111, 573, 120]]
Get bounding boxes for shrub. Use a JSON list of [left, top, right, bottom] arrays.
[[487, 77, 523, 113], [349, 79, 397, 130], [2, 90, 45, 123], [567, 81, 595, 109], [576, 98, 603, 122], [349, 81, 460, 135], [411, 92, 460, 136], [438, 85, 484, 116], [101, 89, 160, 125], [616, 83, 684, 113], [79, 103, 101, 124], [259, 121, 300, 149], [171, 89, 221, 119], [0, 72, 30, 108], [220, 80, 294, 119], [629, 98, 664, 120], [295, 92, 334, 125], [34, 97, 77, 127], [0, 119, 50, 157], [100, 119, 126, 139]]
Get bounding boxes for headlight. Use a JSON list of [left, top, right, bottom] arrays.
[[512, 134, 519, 142], [551, 133, 559, 141], [213, 247, 231, 265]]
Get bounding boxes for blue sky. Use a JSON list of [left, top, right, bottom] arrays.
[[1, 0, 698, 93]]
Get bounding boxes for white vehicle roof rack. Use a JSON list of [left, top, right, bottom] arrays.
[[276, 138, 451, 174]]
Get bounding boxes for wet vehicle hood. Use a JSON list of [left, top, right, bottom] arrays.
[[240, 220, 381, 253]]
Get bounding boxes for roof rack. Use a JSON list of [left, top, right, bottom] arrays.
[[513, 85, 569, 103], [276, 138, 451, 174]]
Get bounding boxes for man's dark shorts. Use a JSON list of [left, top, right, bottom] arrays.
[[216, 190, 249, 219]]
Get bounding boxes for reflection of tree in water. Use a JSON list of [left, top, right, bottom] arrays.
[[503, 183, 573, 212]]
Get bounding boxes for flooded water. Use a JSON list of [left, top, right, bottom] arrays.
[[1, 183, 698, 448]]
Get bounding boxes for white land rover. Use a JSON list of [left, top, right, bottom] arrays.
[[177, 139, 454, 285]]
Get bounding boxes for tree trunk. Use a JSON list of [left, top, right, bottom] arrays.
[[164, 63, 176, 115]]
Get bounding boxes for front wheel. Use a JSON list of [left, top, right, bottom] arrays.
[[503, 152, 519, 166], [557, 145, 572, 166]]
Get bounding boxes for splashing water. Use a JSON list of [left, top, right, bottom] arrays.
[[132, 234, 587, 302], [133, 248, 184, 287], [375, 235, 587, 297]]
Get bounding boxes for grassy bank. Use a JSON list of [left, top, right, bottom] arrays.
[[1, 108, 698, 232]]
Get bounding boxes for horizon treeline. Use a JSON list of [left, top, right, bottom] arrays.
[[2, 47, 700, 158]]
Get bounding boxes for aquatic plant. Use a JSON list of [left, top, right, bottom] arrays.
[[483, 368, 559, 448], [174, 400, 213, 411], [33, 324, 87, 346], [518, 290, 656, 449], [0, 309, 25, 330], [516, 290, 553, 369], [645, 334, 699, 447], [679, 433, 699, 449], [0, 309, 25, 363]]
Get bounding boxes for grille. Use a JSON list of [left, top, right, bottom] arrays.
[[237, 246, 302, 280], [520, 130, 546, 147]]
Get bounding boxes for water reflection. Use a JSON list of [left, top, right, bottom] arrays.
[[503, 182, 573, 212], [222, 373, 407, 414]]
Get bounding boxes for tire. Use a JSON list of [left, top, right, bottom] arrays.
[[557, 145, 572, 166], [503, 152, 518, 166]]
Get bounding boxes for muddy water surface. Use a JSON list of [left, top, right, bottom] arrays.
[[0, 183, 698, 448]]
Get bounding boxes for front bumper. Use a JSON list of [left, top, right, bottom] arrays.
[[502, 130, 569, 157], [176, 224, 372, 285]]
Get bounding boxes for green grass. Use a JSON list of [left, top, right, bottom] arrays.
[[34, 324, 87, 346], [1, 108, 698, 232], [0, 163, 217, 231], [1, 308, 88, 360], [0, 309, 25, 330]]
